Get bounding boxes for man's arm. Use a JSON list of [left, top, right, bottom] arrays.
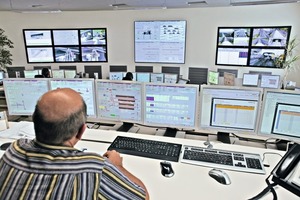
[[103, 150, 149, 200]]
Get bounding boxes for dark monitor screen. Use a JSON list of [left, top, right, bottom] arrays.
[[3, 78, 49, 115]]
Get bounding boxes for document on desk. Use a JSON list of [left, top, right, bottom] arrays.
[[0, 121, 35, 139]]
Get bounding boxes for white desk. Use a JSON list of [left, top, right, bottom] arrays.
[[0, 125, 299, 200]]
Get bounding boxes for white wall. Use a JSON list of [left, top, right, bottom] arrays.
[[0, 3, 300, 81]]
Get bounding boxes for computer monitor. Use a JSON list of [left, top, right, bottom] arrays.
[[96, 80, 143, 130], [3, 78, 49, 115], [144, 83, 199, 134], [199, 85, 263, 134], [150, 73, 164, 83], [258, 89, 300, 143], [52, 70, 65, 78], [49, 79, 97, 118], [208, 71, 219, 85], [64, 70, 77, 78], [242, 73, 259, 87], [177, 78, 190, 84], [136, 72, 151, 82], [24, 70, 39, 78], [260, 75, 280, 89], [109, 72, 124, 80], [164, 73, 178, 84]]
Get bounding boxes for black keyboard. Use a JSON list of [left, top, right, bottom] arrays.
[[180, 146, 265, 174], [108, 136, 182, 162]]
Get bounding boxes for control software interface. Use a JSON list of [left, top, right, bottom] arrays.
[[3, 79, 49, 115], [200, 85, 262, 132], [135, 20, 186, 64], [49, 79, 97, 118], [144, 83, 199, 129], [96, 80, 143, 123], [259, 90, 300, 141]]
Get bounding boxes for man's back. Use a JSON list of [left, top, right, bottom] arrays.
[[0, 139, 146, 200]]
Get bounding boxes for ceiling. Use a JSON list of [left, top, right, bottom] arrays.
[[0, 0, 298, 12]]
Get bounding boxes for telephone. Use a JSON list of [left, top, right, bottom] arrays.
[[249, 144, 300, 199], [271, 143, 300, 197]]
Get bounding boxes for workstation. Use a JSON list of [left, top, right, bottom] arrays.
[[0, 0, 300, 199]]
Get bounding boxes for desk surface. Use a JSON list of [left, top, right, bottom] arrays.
[[0, 124, 299, 200]]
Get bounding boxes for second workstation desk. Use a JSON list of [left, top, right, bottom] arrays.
[[76, 128, 298, 200]]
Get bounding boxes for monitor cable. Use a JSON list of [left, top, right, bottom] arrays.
[[248, 174, 278, 200]]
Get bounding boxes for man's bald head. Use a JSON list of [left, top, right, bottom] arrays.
[[33, 88, 87, 145], [37, 88, 84, 122]]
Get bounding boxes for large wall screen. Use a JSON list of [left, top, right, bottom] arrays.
[[134, 20, 186, 64], [216, 26, 291, 68], [23, 28, 107, 63]]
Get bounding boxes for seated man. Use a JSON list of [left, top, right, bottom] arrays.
[[0, 88, 149, 200]]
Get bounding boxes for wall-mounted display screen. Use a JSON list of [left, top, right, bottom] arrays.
[[23, 28, 108, 63], [216, 26, 291, 68], [134, 20, 186, 64]]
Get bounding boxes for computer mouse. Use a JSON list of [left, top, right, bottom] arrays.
[[160, 161, 174, 178], [208, 169, 231, 185], [0, 142, 12, 151]]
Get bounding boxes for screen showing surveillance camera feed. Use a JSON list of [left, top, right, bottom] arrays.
[[54, 47, 80, 62], [218, 28, 250, 46], [80, 29, 106, 45], [252, 28, 289, 47], [27, 47, 54, 62], [24, 30, 52, 46], [81, 46, 107, 62], [53, 30, 79, 45], [249, 48, 285, 67]]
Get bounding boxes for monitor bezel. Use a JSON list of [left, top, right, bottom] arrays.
[[198, 84, 264, 134], [257, 89, 300, 143], [95, 79, 144, 124], [143, 82, 199, 130], [242, 73, 259, 87]]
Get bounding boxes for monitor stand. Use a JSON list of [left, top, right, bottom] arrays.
[[116, 122, 134, 132], [217, 131, 231, 144], [164, 128, 177, 137]]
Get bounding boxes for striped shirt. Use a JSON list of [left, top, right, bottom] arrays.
[[0, 139, 146, 200]]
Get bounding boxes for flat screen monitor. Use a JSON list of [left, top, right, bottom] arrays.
[[164, 73, 178, 84], [242, 73, 259, 87], [260, 75, 280, 89], [49, 79, 97, 118], [53, 30, 79, 45], [64, 70, 77, 78], [96, 80, 143, 124], [3, 78, 49, 115], [134, 20, 186, 64], [177, 78, 189, 84], [52, 70, 65, 78], [26, 47, 54, 63], [109, 72, 124, 80], [24, 70, 39, 78], [259, 89, 300, 142], [24, 30, 52, 46], [136, 72, 151, 82], [150, 73, 164, 83], [208, 71, 219, 85], [144, 83, 199, 129], [199, 85, 263, 133]]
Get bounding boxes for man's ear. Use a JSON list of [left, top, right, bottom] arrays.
[[76, 124, 86, 140]]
